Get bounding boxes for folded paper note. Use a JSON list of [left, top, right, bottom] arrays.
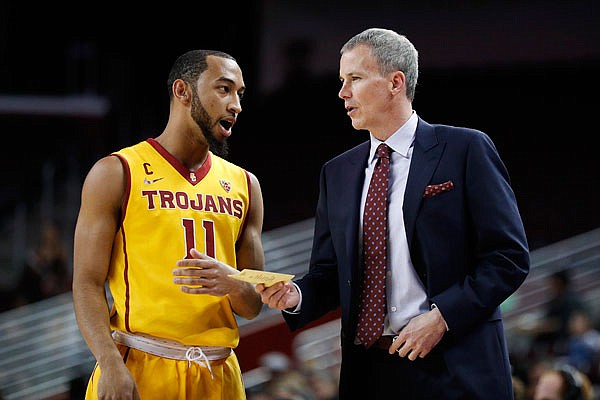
[[229, 269, 295, 287]]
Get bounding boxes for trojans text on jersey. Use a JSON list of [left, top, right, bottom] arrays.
[[141, 190, 244, 219]]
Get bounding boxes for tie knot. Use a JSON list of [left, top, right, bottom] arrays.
[[376, 143, 391, 159]]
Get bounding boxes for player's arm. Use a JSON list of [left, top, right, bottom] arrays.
[[72, 155, 138, 395], [228, 171, 265, 319]]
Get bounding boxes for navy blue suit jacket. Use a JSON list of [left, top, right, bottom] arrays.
[[283, 118, 530, 398]]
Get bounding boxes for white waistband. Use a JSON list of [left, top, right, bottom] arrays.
[[112, 330, 232, 378]]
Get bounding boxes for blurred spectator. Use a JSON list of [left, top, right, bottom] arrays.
[[530, 269, 587, 357], [247, 392, 273, 400], [256, 351, 315, 400], [532, 364, 594, 400], [0, 286, 18, 312], [566, 309, 600, 380], [526, 358, 555, 400], [305, 368, 338, 400], [512, 373, 527, 400], [15, 221, 71, 306], [260, 351, 293, 376]]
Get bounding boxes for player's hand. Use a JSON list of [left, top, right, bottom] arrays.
[[173, 248, 241, 296], [97, 361, 140, 400]]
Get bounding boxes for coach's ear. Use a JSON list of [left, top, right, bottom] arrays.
[[389, 70, 406, 96]]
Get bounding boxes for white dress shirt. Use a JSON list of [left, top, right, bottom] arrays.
[[360, 111, 429, 335]]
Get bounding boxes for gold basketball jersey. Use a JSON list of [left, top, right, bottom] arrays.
[[107, 138, 250, 347]]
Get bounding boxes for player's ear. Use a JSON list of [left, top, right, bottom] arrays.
[[173, 79, 190, 104]]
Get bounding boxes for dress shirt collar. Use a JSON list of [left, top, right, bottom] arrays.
[[368, 111, 418, 164]]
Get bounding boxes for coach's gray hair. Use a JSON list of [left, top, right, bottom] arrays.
[[341, 28, 418, 101]]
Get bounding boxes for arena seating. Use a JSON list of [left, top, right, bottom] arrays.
[[1, 220, 599, 399]]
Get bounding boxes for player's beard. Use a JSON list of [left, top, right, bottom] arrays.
[[190, 92, 229, 158]]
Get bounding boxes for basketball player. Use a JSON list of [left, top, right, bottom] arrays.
[[72, 49, 265, 399]]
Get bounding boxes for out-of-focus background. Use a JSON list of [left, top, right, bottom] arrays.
[[1, 1, 599, 399]]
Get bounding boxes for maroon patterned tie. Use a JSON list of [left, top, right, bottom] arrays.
[[357, 143, 391, 349]]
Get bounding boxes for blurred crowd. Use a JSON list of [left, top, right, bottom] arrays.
[[509, 270, 600, 399], [245, 351, 339, 400], [1, 225, 599, 399], [1, 220, 72, 312]]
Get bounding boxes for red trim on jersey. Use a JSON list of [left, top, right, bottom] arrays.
[[113, 153, 133, 333], [236, 170, 252, 247], [146, 138, 212, 185], [245, 170, 252, 208]]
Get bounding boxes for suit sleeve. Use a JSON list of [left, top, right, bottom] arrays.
[[283, 164, 341, 331]]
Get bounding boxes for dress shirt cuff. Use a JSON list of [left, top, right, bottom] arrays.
[[282, 281, 302, 315], [431, 303, 449, 331]]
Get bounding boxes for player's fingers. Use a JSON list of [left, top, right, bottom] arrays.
[[190, 248, 212, 259], [255, 283, 266, 293]]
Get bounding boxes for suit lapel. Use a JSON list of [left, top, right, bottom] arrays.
[[344, 144, 368, 269], [333, 143, 369, 283], [403, 119, 444, 250]]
